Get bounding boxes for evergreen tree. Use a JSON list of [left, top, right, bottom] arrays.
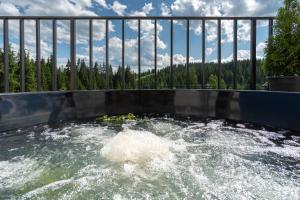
[[57, 67, 67, 90], [78, 59, 89, 90], [208, 74, 218, 89], [189, 66, 198, 88], [25, 52, 36, 91], [264, 0, 300, 76], [64, 59, 71, 90], [40, 58, 51, 91], [0, 45, 267, 92], [9, 48, 20, 92]]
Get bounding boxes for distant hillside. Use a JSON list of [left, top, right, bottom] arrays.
[[140, 60, 265, 90], [0, 48, 266, 92]]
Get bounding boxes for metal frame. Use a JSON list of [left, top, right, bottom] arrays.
[[201, 20, 205, 89], [269, 18, 273, 38], [154, 19, 158, 89], [89, 19, 93, 90], [3, 19, 9, 92], [138, 19, 141, 89], [217, 19, 221, 89], [52, 19, 57, 91], [0, 16, 274, 20], [186, 19, 190, 89], [36, 19, 41, 91], [250, 19, 257, 90], [170, 19, 173, 89], [1, 16, 275, 92], [122, 19, 125, 89], [19, 19, 25, 92], [70, 19, 76, 90], [105, 19, 109, 89], [233, 19, 238, 89]]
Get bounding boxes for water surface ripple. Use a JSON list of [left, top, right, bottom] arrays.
[[0, 118, 299, 199]]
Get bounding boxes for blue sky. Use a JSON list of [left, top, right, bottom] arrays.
[[0, 0, 283, 71]]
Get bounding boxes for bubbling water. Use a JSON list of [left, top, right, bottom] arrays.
[[100, 129, 172, 164], [0, 118, 299, 200]]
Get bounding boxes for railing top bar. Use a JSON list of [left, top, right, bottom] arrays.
[[0, 16, 275, 20]]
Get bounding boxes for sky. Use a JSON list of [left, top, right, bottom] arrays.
[[0, 0, 284, 71]]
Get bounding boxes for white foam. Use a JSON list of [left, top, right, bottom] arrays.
[[0, 156, 42, 189], [2, 119, 300, 199], [123, 163, 137, 174], [151, 121, 182, 135], [113, 194, 126, 200], [101, 129, 172, 164], [20, 178, 73, 199], [206, 120, 224, 130], [73, 126, 108, 144], [236, 123, 246, 128], [41, 127, 71, 140]]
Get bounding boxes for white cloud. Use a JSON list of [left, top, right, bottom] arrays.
[[110, 1, 127, 16], [0, 0, 112, 42], [156, 53, 201, 69], [142, 3, 154, 15], [91, 33, 198, 71], [245, 0, 261, 14], [130, 3, 153, 16], [7, 0, 96, 16], [70, 0, 92, 8], [206, 48, 213, 55], [115, 2, 169, 70], [0, 0, 282, 68], [157, 53, 170, 68], [161, 3, 171, 16], [122, 2, 172, 70], [93, 34, 165, 70], [77, 54, 89, 61], [24, 21, 52, 58], [173, 54, 186, 64], [0, 0, 116, 67], [171, 54, 201, 65], [0, 2, 20, 15], [10, 42, 19, 53], [92, 37, 136, 69], [0, 0, 163, 69], [125, 3, 159, 41], [94, 0, 108, 9], [169, 0, 283, 42], [222, 42, 266, 62], [256, 42, 266, 56], [222, 49, 250, 62]]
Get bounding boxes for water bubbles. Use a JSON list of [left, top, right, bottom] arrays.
[[0, 118, 299, 199], [100, 129, 172, 164]]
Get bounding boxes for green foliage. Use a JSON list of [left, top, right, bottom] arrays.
[[41, 58, 52, 91], [96, 113, 137, 124], [57, 67, 67, 90], [208, 74, 218, 89], [207, 74, 226, 89], [264, 0, 300, 76], [25, 52, 36, 91], [9, 48, 20, 92], [189, 66, 198, 88], [0, 45, 266, 92]]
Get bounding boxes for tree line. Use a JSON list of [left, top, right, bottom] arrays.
[[0, 47, 266, 93]]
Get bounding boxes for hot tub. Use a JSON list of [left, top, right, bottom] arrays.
[[0, 90, 300, 199], [0, 117, 299, 199]]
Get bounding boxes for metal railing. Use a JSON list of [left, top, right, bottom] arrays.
[[1, 16, 275, 92]]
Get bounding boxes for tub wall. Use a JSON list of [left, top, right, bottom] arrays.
[[0, 90, 300, 133]]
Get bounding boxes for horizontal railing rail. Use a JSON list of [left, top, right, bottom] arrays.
[[0, 16, 275, 20], [1, 16, 275, 92]]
